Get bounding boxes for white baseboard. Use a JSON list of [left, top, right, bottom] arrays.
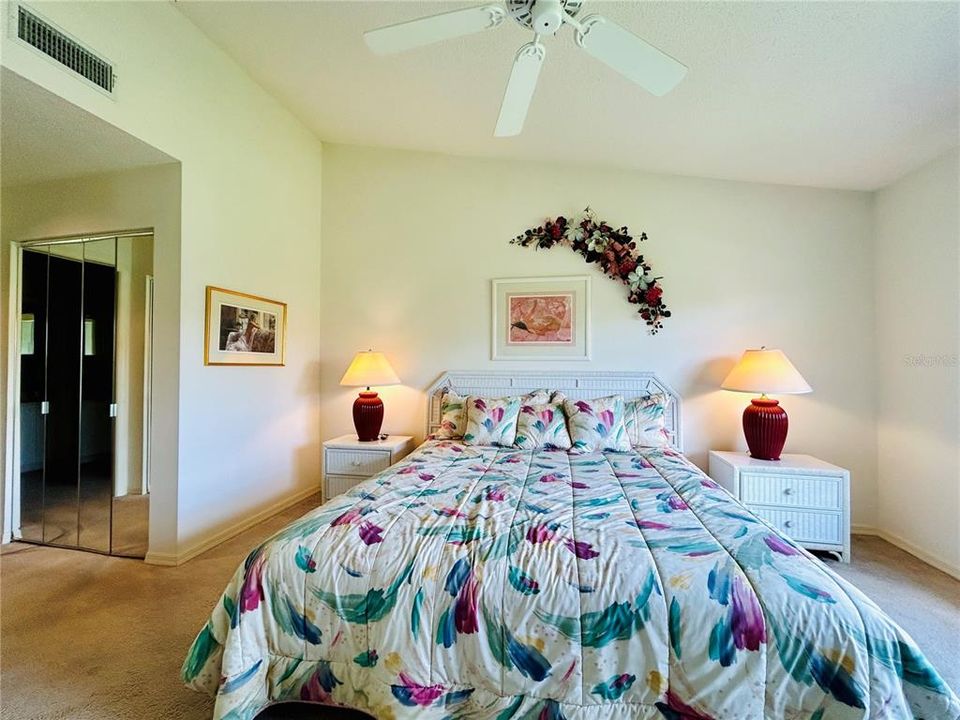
[[144, 486, 320, 567], [851, 524, 960, 581], [143, 550, 179, 566]]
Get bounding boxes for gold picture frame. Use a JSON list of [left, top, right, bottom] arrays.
[[204, 286, 287, 366]]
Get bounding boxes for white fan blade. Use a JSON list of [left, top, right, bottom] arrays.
[[364, 4, 506, 55], [495, 42, 546, 137], [575, 15, 686, 96]]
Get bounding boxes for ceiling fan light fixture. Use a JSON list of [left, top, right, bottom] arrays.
[[530, 0, 563, 35]]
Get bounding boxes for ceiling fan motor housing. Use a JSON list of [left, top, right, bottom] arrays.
[[507, 0, 582, 34], [530, 0, 563, 34]]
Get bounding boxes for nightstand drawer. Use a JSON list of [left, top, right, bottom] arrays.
[[748, 505, 842, 545], [325, 474, 367, 499], [325, 449, 390, 476], [740, 472, 841, 510]]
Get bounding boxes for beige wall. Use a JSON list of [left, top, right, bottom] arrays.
[[1, 1, 323, 560], [1, 165, 180, 556], [320, 145, 879, 528], [874, 148, 960, 576]]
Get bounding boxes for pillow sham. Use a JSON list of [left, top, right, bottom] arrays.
[[563, 394, 631, 453], [435, 389, 549, 440], [624, 392, 671, 447], [514, 401, 572, 450], [463, 396, 522, 447]]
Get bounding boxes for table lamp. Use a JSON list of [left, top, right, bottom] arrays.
[[721, 347, 811, 461], [339, 350, 401, 441]]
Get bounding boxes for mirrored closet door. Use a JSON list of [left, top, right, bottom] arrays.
[[18, 234, 153, 557]]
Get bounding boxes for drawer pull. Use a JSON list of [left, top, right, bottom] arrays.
[[352, 460, 362, 466], [783, 487, 794, 495], [784, 520, 794, 529]]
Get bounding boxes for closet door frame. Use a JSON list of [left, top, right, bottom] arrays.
[[2, 229, 152, 550]]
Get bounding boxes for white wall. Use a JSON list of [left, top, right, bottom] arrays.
[[874, 148, 960, 576], [1, 1, 323, 559], [1, 165, 180, 556], [114, 236, 153, 496], [320, 145, 879, 528]]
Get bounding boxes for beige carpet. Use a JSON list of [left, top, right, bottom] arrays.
[[1, 498, 957, 719]]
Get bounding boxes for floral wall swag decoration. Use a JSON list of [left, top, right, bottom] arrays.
[[510, 208, 671, 333]]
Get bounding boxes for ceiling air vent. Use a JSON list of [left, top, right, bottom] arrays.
[[15, 4, 115, 94]]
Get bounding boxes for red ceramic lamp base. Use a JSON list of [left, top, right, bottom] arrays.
[[353, 390, 384, 442], [743, 397, 788, 461]]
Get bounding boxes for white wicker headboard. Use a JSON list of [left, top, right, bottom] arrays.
[[425, 370, 682, 452]]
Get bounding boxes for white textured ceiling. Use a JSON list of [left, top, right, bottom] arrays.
[[1, 69, 174, 186], [180, 1, 959, 191]]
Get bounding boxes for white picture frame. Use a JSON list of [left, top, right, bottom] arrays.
[[491, 276, 591, 360]]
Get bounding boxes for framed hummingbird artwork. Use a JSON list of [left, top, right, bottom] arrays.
[[491, 276, 591, 360]]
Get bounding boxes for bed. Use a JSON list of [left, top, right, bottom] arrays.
[[184, 371, 960, 720]]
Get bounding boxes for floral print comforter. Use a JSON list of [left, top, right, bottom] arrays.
[[183, 441, 959, 720]]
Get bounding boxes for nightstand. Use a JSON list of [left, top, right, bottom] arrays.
[[708, 450, 850, 562], [322, 434, 414, 502]]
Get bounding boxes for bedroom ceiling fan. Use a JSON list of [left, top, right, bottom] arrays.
[[363, 0, 687, 138]]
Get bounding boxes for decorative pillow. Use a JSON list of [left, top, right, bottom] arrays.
[[563, 395, 631, 453], [624, 393, 671, 447], [514, 401, 572, 450], [435, 390, 468, 440], [463, 396, 522, 446], [435, 389, 549, 440]]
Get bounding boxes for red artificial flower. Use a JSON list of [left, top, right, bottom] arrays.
[[645, 285, 663, 304]]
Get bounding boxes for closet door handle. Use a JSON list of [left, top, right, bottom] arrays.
[[41, 401, 50, 415], [109, 403, 118, 418]]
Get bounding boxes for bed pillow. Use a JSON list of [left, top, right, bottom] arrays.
[[624, 392, 671, 447], [435, 389, 549, 439], [563, 395, 631, 453], [514, 401, 572, 450], [463, 396, 522, 446]]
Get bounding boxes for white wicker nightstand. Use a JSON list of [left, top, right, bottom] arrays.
[[322, 434, 414, 502], [708, 450, 851, 562]]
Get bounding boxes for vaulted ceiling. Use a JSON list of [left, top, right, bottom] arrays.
[[177, 1, 959, 190]]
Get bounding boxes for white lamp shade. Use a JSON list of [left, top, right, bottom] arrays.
[[339, 351, 401, 388], [721, 348, 812, 395]]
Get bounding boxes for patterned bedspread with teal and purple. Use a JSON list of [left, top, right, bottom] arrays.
[[183, 441, 960, 720]]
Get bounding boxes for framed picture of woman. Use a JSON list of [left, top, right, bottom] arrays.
[[204, 286, 286, 366]]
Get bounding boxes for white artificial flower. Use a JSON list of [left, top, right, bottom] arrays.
[[587, 231, 607, 253], [628, 270, 649, 290]]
